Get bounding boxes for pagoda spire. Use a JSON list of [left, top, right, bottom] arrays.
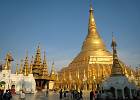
[[43, 51, 48, 68], [51, 61, 55, 75], [111, 34, 123, 76], [34, 45, 42, 64], [23, 50, 29, 76], [19, 59, 23, 74], [29, 56, 34, 74], [16, 63, 19, 75], [50, 61, 56, 80], [82, 0, 106, 52], [42, 51, 49, 77]]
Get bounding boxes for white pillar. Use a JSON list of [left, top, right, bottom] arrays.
[[122, 89, 125, 99], [115, 89, 118, 99], [130, 89, 133, 99]]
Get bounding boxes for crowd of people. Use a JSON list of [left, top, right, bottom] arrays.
[[0, 89, 12, 100], [0, 89, 26, 100], [59, 89, 83, 100]]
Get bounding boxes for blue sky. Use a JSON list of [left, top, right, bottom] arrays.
[[0, 0, 140, 72]]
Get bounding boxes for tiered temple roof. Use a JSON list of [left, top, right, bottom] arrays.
[[32, 45, 56, 80], [32, 45, 42, 78]]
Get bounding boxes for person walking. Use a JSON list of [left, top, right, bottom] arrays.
[[3, 90, 12, 100], [90, 90, 94, 100], [80, 90, 83, 99], [59, 89, 63, 99], [64, 90, 66, 98], [0, 90, 3, 100], [20, 90, 25, 100], [45, 89, 48, 96]]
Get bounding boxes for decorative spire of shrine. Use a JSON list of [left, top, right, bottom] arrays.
[[51, 61, 55, 75], [42, 51, 49, 77], [16, 63, 19, 75], [29, 56, 34, 74], [111, 34, 124, 76], [34, 45, 42, 65], [50, 61, 56, 80], [19, 59, 23, 74], [23, 50, 29, 76]]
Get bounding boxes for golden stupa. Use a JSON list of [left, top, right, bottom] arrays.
[[58, 3, 135, 90]]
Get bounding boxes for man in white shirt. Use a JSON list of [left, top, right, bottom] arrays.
[[20, 90, 25, 100]]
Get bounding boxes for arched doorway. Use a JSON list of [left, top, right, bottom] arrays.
[[110, 87, 115, 98], [117, 89, 123, 99], [124, 87, 130, 99]]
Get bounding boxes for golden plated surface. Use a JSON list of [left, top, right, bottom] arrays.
[[57, 4, 137, 90]]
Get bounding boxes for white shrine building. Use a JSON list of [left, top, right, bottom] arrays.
[[0, 52, 36, 93], [101, 36, 137, 99]]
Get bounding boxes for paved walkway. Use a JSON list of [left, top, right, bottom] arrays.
[[11, 91, 90, 100]]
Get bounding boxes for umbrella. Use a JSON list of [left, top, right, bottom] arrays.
[[0, 81, 6, 85]]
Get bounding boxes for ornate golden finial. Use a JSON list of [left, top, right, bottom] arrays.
[[89, 0, 96, 32], [16, 63, 19, 75], [81, 0, 106, 52], [23, 50, 29, 76], [19, 59, 23, 74], [90, 0, 93, 11], [111, 34, 123, 76]]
